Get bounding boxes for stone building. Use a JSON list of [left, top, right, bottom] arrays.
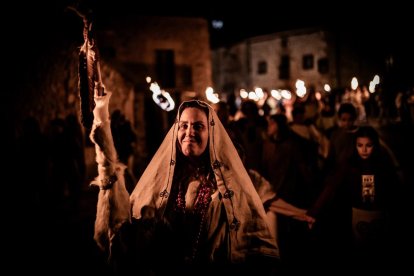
[[13, 14, 212, 185], [212, 27, 379, 100]]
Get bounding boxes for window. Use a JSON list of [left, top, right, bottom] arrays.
[[281, 37, 288, 48], [257, 61, 267, 74], [156, 49, 176, 88], [318, 58, 329, 74], [279, 55, 290, 80], [302, 54, 314, 70], [182, 65, 193, 87]]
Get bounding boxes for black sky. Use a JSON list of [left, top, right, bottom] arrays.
[[8, 1, 414, 89], [13, 1, 412, 47]]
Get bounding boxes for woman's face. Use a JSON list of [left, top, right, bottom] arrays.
[[338, 113, 355, 130], [178, 107, 209, 157], [356, 137, 374, 159]]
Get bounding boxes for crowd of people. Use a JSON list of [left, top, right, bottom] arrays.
[[14, 90, 408, 274], [87, 88, 405, 274]]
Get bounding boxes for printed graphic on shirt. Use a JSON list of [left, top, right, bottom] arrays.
[[361, 174, 375, 203]]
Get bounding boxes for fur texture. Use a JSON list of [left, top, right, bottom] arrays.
[[89, 92, 131, 253]]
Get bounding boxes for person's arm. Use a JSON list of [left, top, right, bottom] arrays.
[[268, 198, 315, 224], [306, 165, 346, 226], [248, 168, 315, 225]]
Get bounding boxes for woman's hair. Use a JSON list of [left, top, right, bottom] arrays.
[[354, 126, 380, 147], [352, 125, 381, 161], [178, 100, 210, 119], [240, 100, 258, 118], [268, 113, 290, 140], [338, 102, 357, 120]]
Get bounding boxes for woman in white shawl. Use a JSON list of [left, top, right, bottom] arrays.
[[91, 98, 279, 274]]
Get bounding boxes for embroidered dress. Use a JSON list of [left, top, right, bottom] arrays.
[[129, 101, 278, 262]]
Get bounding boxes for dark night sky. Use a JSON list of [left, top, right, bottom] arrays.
[[7, 1, 414, 90], [11, 1, 413, 48]]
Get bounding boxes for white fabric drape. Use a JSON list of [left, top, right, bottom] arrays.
[[130, 100, 279, 262]]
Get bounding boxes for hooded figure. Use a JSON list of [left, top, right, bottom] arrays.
[[91, 98, 279, 274]]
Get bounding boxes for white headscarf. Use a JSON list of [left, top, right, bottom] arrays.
[[130, 100, 279, 262]]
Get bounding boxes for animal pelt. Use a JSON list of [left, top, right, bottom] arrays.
[[89, 91, 131, 254]]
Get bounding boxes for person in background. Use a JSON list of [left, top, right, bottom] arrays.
[[261, 113, 320, 271], [308, 126, 398, 268], [324, 102, 359, 174], [232, 100, 267, 173], [233, 140, 315, 246]]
